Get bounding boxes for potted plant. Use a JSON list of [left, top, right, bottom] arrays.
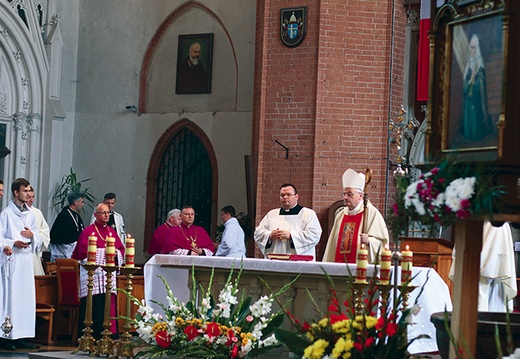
[[53, 168, 96, 212]]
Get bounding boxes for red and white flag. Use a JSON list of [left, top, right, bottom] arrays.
[[417, 0, 444, 102]]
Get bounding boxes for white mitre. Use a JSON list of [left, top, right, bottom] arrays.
[[342, 169, 365, 191]]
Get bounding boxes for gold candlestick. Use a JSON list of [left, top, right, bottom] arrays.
[[376, 283, 393, 309], [397, 284, 417, 311], [72, 263, 99, 355], [95, 265, 118, 356], [114, 266, 141, 358], [351, 282, 369, 316]]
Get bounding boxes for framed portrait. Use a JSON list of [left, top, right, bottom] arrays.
[[427, 0, 512, 162], [445, 13, 504, 153], [175, 33, 213, 94]]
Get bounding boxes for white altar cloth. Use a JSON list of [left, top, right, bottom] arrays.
[[144, 255, 452, 354]]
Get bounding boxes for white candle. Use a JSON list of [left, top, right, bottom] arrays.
[[125, 235, 135, 268], [401, 245, 413, 284], [379, 246, 392, 285], [105, 235, 116, 266], [355, 243, 368, 284], [87, 233, 97, 265]]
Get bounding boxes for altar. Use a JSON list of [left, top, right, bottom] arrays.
[[144, 255, 452, 354]]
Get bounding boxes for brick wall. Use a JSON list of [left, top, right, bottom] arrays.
[[252, 0, 407, 259]]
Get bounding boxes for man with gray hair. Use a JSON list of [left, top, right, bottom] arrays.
[[49, 192, 85, 261], [148, 208, 181, 256]]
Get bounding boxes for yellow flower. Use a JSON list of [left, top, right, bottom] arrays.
[[303, 339, 329, 359], [331, 337, 354, 359], [318, 318, 329, 327], [175, 317, 184, 326], [365, 316, 378, 330], [331, 319, 351, 334], [151, 322, 168, 335]]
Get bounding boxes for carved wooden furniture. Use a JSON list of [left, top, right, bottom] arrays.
[[53, 258, 81, 342], [400, 237, 454, 293]]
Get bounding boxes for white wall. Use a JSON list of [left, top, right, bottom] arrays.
[[61, 0, 256, 262]]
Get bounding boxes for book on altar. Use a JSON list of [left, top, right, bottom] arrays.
[[267, 253, 314, 261]]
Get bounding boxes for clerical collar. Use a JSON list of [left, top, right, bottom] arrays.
[[347, 201, 364, 215], [14, 201, 28, 212], [279, 204, 303, 215]]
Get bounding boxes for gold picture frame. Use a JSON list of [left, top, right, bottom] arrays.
[[427, 0, 509, 162]]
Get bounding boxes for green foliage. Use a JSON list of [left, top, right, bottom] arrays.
[[52, 167, 96, 211], [121, 263, 296, 359], [273, 267, 427, 359], [387, 156, 504, 240]]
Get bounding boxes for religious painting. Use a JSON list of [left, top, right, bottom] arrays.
[[175, 33, 213, 94], [280, 7, 307, 48], [340, 222, 355, 254], [445, 13, 504, 152]]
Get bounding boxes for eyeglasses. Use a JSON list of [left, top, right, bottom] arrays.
[[342, 192, 358, 198], [279, 193, 296, 198], [96, 211, 110, 215]]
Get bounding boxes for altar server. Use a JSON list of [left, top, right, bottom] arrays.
[[254, 183, 322, 260], [27, 186, 50, 275], [0, 178, 41, 350], [323, 169, 388, 264]]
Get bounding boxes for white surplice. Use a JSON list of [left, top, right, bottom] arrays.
[[450, 221, 517, 312], [30, 206, 50, 275], [254, 206, 322, 259], [0, 201, 41, 339]]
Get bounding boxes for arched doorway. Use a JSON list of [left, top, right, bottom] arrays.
[[144, 120, 218, 253]]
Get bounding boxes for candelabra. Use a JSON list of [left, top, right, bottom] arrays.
[[72, 264, 99, 355], [114, 266, 141, 358], [95, 265, 118, 357]]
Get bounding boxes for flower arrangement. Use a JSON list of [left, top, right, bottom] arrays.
[[387, 158, 503, 239], [122, 266, 294, 359], [274, 272, 423, 359]]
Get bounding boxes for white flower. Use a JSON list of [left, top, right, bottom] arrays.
[[219, 302, 231, 318], [137, 301, 155, 322], [433, 192, 445, 207], [219, 284, 239, 305], [404, 180, 421, 208], [250, 295, 273, 317], [410, 304, 421, 316], [239, 340, 252, 357], [259, 333, 277, 347], [252, 321, 267, 339], [444, 177, 475, 211], [136, 321, 153, 341]]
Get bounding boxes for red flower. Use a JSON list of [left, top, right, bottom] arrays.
[[156, 330, 171, 348], [330, 312, 348, 324], [184, 325, 199, 341], [376, 316, 385, 330], [364, 337, 374, 347], [231, 343, 239, 358], [302, 321, 311, 332], [226, 329, 236, 346], [385, 322, 398, 337], [353, 342, 363, 352], [206, 322, 221, 338]]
